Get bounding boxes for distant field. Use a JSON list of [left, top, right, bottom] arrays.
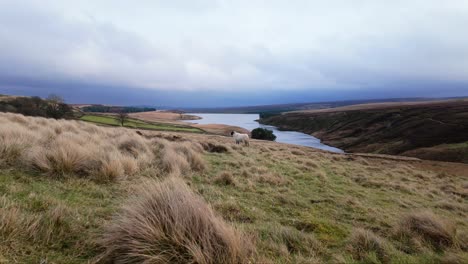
[[80, 114, 203, 133]]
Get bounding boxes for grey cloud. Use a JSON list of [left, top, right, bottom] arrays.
[[0, 0, 467, 106]]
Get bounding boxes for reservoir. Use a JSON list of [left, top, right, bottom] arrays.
[[186, 113, 343, 153]]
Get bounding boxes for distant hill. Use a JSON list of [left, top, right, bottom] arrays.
[[78, 104, 156, 113], [179, 97, 461, 114], [260, 98, 468, 163]]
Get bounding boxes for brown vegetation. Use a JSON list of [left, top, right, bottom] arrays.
[[394, 211, 457, 252], [0, 112, 205, 181], [261, 99, 468, 163], [347, 228, 390, 263], [214, 171, 237, 186], [99, 177, 253, 263]]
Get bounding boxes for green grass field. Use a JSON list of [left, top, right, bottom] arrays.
[[79, 114, 203, 133]]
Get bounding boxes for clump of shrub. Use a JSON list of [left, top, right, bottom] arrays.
[[99, 177, 254, 263], [0, 94, 73, 119], [251, 128, 276, 141]]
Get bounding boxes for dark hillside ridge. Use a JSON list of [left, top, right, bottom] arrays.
[[260, 100, 468, 163], [180, 97, 455, 113]]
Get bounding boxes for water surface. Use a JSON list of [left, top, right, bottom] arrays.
[[186, 113, 343, 153]]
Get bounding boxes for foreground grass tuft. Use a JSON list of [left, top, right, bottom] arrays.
[[347, 228, 390, 263], [394, 211, 457, 252], [99, 177, 254, 263]]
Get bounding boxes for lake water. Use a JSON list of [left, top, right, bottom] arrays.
[[186, 113, 344, 153]]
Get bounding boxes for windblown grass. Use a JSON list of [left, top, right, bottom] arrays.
[[99, 177, 254, 263], [0, 112, 467, 263], [0, 112, 205, 181]]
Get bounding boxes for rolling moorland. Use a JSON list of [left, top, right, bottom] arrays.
[[260, 99, 468, 163], [0, 111, 467, 263], [180, 97, 454, 114]]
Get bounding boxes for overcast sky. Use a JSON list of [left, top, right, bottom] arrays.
[[1, 0, 467, 107]]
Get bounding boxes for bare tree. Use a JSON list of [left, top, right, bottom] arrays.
[[45, 94, 72, 119], [117, 111, 129, 126], [47, 94, 64, 104]]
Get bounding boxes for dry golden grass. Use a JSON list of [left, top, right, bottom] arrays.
[[214, 171, 237, 186], [0, 195, 76, 249], [0, 196, 24, 241], [0, 112, 205, 181], [258, 225, 324, 262], [99, 177, 254, 263], [394, 211, 457, 252], [347, 228, 390, 263]]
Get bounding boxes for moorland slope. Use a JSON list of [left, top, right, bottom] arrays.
[[260, 99, 468, 163]]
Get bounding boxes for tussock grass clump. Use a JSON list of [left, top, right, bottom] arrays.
[[0, 196, 76, 247], [30, 139, 93, 176], [441, 252, 468, 264], [394, 211, 456, 251], [291, 150, 305, 156], [99, 177, 253, 263], [214, 171, 237, 186], [256, 172, 289, 186], [28, 203, 74, 244], [457, 231, 468, 251], [305, 160, 319, 168], [160, 146, 191, 175], [260, 225, 323, 260], [0, 123, 37, 166], [347, 228, 390, 263], [173, 142, 207, 171], [0, 197, 24, 241], [201, 141, 230, 153], [214, 200, 255, 223]]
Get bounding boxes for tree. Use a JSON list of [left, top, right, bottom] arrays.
[[45, 94, 72, 119], [117, 112, 129, 126], [251, 128, 277, 141]]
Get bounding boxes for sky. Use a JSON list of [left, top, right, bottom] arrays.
[[1, 0, 468, 107]]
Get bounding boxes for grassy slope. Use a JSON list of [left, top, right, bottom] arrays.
[[2, 130, 467, 263], [80, 114, 203, 133], [192, 141, 468, 263], [0, 168, 124, 263], [401, 141, 468, 164]]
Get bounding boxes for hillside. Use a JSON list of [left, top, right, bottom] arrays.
[[179, 97, 457, 114], [260, 99, 468, 163], [0, 112, 467, 263]]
